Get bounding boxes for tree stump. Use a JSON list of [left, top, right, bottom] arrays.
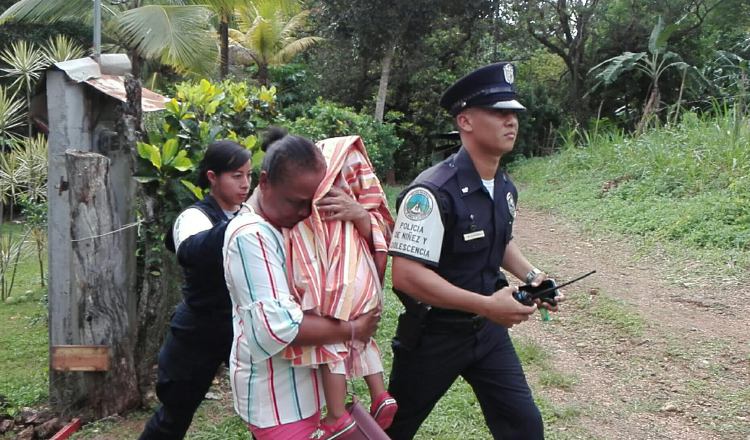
[[49, 150, 139, 419]]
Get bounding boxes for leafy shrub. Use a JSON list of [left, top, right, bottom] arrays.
[[137, 79, 277, 219], [287, 99, 403, 178]]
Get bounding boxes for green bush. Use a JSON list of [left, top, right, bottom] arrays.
[[287, 99, 403, 178], [137, 79, 277, 220]]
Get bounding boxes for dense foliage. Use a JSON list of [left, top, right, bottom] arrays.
[[287, 99, 402, 177], [137, 78, 276, 222]]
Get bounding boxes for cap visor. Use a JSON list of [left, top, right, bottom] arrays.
[[482, 100, 526, 111]]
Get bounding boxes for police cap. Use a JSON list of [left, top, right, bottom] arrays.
[[440, 62, 525, 116]]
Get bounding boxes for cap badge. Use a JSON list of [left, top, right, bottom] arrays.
[[503, 64, 515, 84]]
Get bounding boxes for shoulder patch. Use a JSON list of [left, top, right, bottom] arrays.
[[506, 192, 516, 218], [389, 187, 444, 265]]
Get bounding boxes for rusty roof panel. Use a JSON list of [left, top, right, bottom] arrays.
[[54, 56, 169, 112], [85, 75, 169, 112]]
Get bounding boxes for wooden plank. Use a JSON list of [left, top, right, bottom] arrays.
[[51, 345, 109, 371], [50, 418, 81, 440]]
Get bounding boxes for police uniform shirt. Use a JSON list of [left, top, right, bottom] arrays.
[[389, 147, 518, 299]]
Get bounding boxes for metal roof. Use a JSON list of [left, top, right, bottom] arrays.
[[53, 55, 169, 112]]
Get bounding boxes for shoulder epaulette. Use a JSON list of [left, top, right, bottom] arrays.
[[414, 157, 457, 188]]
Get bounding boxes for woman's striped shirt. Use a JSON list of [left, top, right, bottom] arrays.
[[224, 208, 323, 428]]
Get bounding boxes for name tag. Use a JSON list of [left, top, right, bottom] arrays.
[[463, 230, 485, 241]]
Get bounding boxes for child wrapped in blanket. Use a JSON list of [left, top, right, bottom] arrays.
[[283, 136, 397, 439]]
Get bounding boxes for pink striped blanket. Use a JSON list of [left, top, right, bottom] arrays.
[[283, 136, 394, 376]]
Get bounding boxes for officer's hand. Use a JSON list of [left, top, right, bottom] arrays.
[[484, 286, 536, 328], [529, 272, 565, 312], [351, 307, 381, 343], [536, 291, 565, 312], [317, 187, 368, 223]]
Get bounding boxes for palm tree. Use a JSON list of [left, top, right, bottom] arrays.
[[230, 0, 322, 85], [200, 0, 251, 79], [0, 0, 218, 76]]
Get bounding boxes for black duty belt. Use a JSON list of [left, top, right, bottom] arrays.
[[424, 313, 486, 334]]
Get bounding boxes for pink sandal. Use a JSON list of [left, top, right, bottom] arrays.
[[309, 413, 357, 440], [370, 392, 398, 430]]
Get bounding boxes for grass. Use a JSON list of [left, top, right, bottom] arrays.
[[514, 338, 550, 367], [508, 109, 750, 280], [538, 370, 578, 391], [0, 223, 48, 419], [580, 293, 645, 338]]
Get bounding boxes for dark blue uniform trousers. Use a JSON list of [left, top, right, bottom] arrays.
[[139, 305, 233, 440], [386, 320, 544, 440]]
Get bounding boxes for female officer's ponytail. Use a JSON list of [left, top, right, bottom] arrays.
[[260, 127, 325, 184], [197, 140, 252, 189]]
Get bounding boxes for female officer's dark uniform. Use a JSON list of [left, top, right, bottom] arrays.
[[386, 63, 544, 440], [139, 195, 234, 440]]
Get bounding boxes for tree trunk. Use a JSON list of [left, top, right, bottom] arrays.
[[220, 16, 229, 79], [50, 150, 139, 419], [133, 194, 182, 398], [375, 45, 397, 184], [129, 50, 142, 80], [637, 85, 659, 133], [119, 75, 182, 398], [374, 45, 395, 123], [257, 63, 269, 87]]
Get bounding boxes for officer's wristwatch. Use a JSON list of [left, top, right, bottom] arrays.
[[525, 268, 543, 284]]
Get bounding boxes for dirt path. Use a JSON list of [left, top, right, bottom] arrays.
[[513, 207, 750, 440]]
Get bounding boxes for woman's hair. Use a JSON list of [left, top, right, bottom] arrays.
[[197, 140, 252, 189], [260, 127, 325, 184]]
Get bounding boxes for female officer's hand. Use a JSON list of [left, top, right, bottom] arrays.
[[484, 286, 536, 328], [351, 307, 381, 343]]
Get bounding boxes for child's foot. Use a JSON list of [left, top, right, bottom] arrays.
[[309, 413, 356, 440], [370, 392, 398, 430]]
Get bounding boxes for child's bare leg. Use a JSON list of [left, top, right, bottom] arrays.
[[321, 364, 347, 424], [364, 372, 386, 401]]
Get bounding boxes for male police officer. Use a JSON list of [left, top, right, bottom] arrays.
[[386, 62, 557, 439]]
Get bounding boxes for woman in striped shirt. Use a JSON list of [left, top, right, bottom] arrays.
[[223, 129, 381, 440]]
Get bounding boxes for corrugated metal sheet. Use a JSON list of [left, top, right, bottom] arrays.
[[85, 75, 169, 112], [54, 55, 169, 112]]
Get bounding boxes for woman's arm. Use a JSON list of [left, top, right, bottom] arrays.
[[225, 219, 380, 360], [291, 308, 380, 346]]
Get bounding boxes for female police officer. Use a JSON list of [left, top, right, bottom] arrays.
[[139, 140, 251, 439], [386, 62, 557, 440]]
